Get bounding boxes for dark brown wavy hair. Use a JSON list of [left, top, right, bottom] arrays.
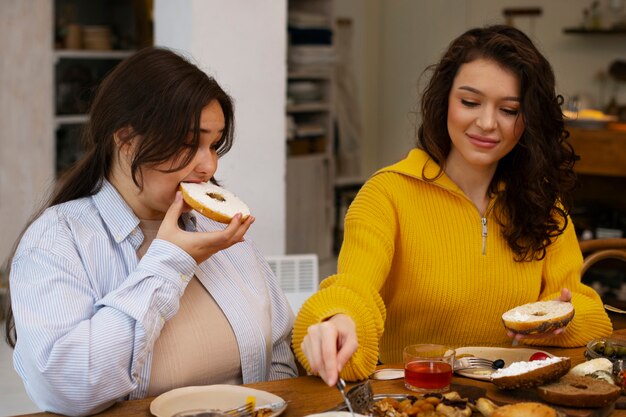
[[5, 46, 235, 347], [418, 25, 577, 262]]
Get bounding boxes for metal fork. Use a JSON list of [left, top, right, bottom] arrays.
[[454, 356, 494, 370], [336, 378, 356, 417], [172, 401, 255, 417]]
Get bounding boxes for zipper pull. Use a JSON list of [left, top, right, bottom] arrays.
[[481, 217, 488, 255]]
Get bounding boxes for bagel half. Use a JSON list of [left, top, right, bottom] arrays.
[[537, 374, 622, 408], [491, 357, 571, 390], [179, 181, 250, 224], [502, 301, 574, 335]]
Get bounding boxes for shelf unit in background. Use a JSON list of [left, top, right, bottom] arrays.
[[53, 0, 151, 176], [563, 27, 626, 34], [567, 126, 626, 310], [286, 0, 336, 262]]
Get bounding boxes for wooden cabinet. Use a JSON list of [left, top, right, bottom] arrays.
[[286, 155, 332, 258], [568, 126, 626, 177], [569, 126, 626, 309], [568, 126, 626, 230]]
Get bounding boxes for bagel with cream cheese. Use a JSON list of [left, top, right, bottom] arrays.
[[491, 357, 571, 390], [501, 301, 574, 335], [179, 181, 250, 224]]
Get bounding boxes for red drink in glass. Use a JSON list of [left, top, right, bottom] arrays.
[[404, 360, 453, 391]]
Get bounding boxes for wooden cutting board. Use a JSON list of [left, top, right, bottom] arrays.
[[486, 387, 619, 417]]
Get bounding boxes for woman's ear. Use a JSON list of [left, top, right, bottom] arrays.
[[113, 127, 135, 156]]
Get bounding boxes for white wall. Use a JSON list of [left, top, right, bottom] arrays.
[[0, 0, 54, 269], [154, 0, 287, 256]]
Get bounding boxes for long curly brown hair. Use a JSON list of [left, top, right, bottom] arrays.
[[418, 25, 578, 262]]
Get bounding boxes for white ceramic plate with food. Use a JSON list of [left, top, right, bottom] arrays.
[[150, 384, 287, 417], [455, 346, 554, 381]]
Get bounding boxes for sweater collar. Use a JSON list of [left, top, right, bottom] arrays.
[[375, 148, 465, 196]]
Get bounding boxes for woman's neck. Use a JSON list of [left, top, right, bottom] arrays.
[[108, 160, 162, 220], [444, 152, 497, 215]]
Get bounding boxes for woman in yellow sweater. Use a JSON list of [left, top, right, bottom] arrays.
[[292, 25, 612, 386]]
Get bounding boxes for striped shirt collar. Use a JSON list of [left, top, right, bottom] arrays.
[[92, 180, 198, 244]]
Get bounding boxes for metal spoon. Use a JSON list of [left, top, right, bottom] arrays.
[[336, 378, 356, 417]]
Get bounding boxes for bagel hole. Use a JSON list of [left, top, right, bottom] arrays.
[[206, 192, 226, 202], [531, 311, 547, 317], [570, 383, 588, 390]]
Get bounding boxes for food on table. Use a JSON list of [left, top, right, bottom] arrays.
[[474, 398, 498, 417], [536, 374, 622, 408], [491, 402, 558, 417], [586, 338, 626, 361], [179, 181, 250, 224], [492, 359, 505, 369], [501, 301, 574, 335], [368, 391, 501, 417], [529, 352, 550, 362], [253, 408, 274, 417], [490, 357, 571, 389], [569, 358, 614, 381]]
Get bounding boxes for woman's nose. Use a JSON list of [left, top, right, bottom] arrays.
[[193, 147, 216, 174], [476, 108, 497, 131]]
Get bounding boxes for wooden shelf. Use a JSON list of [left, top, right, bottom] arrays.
[[288, 70, 332, 80], [55, 114, 89, 126], [54, 49, 136, 61], [563, 27, 626, 35], [286, 102, 330, 113]]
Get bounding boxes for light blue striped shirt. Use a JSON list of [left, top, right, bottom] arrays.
[[10, 180, 297, 416]]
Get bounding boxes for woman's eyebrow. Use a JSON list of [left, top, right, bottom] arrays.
[[195, 127, 225, 134], [458, 85, 520, 102]]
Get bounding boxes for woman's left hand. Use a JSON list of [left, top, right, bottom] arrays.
[[157, 191, 255, 264], [507, 288, 572, 341]]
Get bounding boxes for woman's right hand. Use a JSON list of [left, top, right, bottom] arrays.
[[301, 313, 358, 386], [157, 191, 255, 264]]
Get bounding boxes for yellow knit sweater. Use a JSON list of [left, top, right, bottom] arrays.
[[293, 149, 612, 381]]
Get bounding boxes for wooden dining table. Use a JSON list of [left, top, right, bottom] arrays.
[[11, 329, 626, 417]]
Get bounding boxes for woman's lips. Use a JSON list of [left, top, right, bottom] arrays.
[[467, 133, 499, 149]]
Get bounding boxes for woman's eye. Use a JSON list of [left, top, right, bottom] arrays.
[[461, 99, 479, 108], [210, 139, 223, 150], [501, 108, 519, 116]]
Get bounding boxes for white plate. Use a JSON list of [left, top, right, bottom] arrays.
[[454, 346, 554, 381], [150, 385, 287, 417]]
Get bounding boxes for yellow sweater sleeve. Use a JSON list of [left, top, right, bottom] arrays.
[[292, 178, 396, 381], [522, 216, 612, 347]]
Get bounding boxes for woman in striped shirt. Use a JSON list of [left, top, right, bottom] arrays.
[[6, 47, 297, 416]]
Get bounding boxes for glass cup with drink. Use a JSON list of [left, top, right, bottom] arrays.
[[403, 344, 455, 393]]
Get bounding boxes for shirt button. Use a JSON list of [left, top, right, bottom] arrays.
[[180, 274, 190, 282], [160, 316, 165, 324]]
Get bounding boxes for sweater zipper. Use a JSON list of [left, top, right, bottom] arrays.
[[481, 217, 488, 255], [480, 203, 495, 256]]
